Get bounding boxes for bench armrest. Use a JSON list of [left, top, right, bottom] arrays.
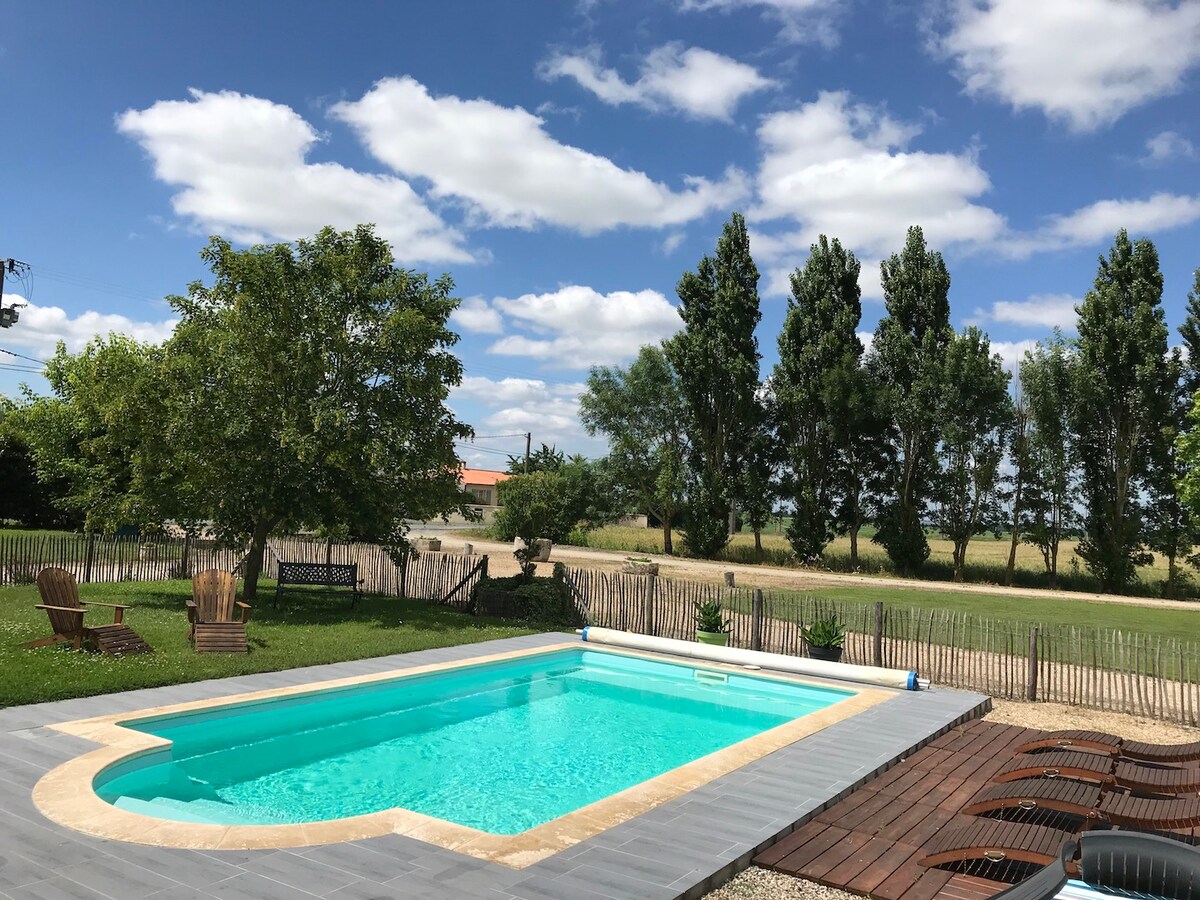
[[36, 605, 86, 616], [235, 601, 252, 609], [185, 599, 198, 608], [235, 600, 251, 624], [84, 601, 129, 610]]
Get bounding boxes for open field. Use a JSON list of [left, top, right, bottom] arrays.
[[567, 525, 1183, 598], [0, 580, 534, 707]]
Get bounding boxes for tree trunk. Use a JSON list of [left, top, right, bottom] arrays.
[[1166, 551, 1179, 599], [849, 526, 859, 570], [728, 503, 737, 538], [662, 513, 673, 556], [1005, 528, 1020, 587], [953, 540, 966, 582], [242, 520, 272, 600], [754, 528, 762, 561]]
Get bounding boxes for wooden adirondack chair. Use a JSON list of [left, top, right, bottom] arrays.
[[188, 570, 251, 652], [24, 567, 152, 654]]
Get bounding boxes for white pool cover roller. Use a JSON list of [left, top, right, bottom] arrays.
[[579, 627, 925, 690]]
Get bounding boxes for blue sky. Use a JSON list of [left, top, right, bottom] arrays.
[[2, 0, 1199, 466]]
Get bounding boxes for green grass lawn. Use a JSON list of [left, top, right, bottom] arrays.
[[773, 583, 1200, 644], [0, 580, 537, 708]]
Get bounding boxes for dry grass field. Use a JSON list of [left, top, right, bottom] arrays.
[[568, 525, 1183, 598]]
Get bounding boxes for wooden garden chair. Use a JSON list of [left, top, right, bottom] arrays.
[[188, 570, 250, 653], [24, 567, 151, 654]]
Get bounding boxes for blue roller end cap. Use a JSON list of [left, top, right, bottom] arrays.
[[581, 627, 591, 642], [907, 671, 918, 691]]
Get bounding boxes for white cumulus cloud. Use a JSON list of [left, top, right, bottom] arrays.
[[973, 293, 1080, 331], [485, 285, 682, 369], [541, 44, 775, 120], [677, 0, 847, 46], [936, 0, 1200, 132], [117, 89, 472, 264], [450, 296, 504, 335], [1142, 130, 1198, 164], [330, 77, 747, 234], [751, 92, 1004, 296], [0, 297, 178, 360]]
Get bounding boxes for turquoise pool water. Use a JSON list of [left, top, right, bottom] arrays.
[[95, 648, 852, 834]]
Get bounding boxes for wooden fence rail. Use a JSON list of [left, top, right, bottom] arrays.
[[563, 565, 1200, 726]]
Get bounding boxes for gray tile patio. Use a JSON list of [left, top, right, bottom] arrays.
[[0, 632, 989, 899]]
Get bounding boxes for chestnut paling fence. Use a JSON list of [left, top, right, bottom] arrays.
[[5, 531, 1199, 723], [561, 566, 1200, 725], [0, 532, 488, 607]]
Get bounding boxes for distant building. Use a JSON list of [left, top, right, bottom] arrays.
[[459, 468, 510, 510]]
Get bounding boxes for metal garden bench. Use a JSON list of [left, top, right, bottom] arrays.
[[274, 561, 363, 608]]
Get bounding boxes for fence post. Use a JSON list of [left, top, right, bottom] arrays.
[[723, 571, 735, 588], [873, 601, 884, 668], [399, 551, 410, 598], [180, 535, 191, 578], [643, 573, 656, 635], [1028, 626, 1039, 701], [83, 532, 96, 584], [464, 542, 473, 556], [751, 589, 763, 651]]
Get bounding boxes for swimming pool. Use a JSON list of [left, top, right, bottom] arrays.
[[93, 647, 852, 834]]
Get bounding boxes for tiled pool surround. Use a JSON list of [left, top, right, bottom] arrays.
[[2, 631, 990, 899]]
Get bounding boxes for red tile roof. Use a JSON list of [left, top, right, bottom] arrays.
[[460, 468, 510, 487]]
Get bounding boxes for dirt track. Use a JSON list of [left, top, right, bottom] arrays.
[[437, 533, 1200, 613]]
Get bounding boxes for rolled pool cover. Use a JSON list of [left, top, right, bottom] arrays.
[[579, 627, 925, 691]]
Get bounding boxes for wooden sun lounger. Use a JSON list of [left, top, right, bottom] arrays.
[[964, 778, 1200, 829], [919, 819, 1076, 870], [1015, 729, 1200, 764], [23, 567, 151, 654], [972, 831, 1200, 900], [995, 751, 1200, 794]]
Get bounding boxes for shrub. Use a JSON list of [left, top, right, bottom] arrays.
[[472, 575, 583, 627]]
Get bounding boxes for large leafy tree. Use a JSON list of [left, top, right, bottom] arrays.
[[1072, 230, 1175, 592], [16, 336, 170, 532], [1020, 334, 1078, 587], [772, 235, 865, 563], [580, 345, 688, 554], [934, 327, 1012, 582], [869, 226, 953, 575], [1002, 368, 1031, 587], [664, 212, 762, 558], [161, 225, 473, 597], [1178, 268, 1200, 397], [506, 443, 564, 475], [0, 398, 82, 529]]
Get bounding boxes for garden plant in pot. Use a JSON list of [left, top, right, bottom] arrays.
[[693, 600, 731, 646], [800, 614, 845, 662]]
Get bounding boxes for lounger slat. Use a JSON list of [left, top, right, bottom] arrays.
[[920, 820, 1074, 870]]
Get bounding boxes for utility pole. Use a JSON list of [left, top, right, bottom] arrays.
[[0, 259, 30, 328], [524, 432, 531, 474]]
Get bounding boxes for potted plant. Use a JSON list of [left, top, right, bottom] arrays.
[[414, 536, 441, 552], [801, 614, 845, 662], [532, 538, 553, 562], [622, 556, 660, 576], [693, 600, 731, 646]]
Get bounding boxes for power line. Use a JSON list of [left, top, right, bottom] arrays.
[[0, 347, 48, 365], [465, 433, 528, 440]]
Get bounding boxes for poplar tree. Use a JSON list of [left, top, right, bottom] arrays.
[[1072, 230, 1174, 592], [934, 327, 1012, 582], [869, 226, 953, 575], [1020, 334, 1077, 587], [772, 235, 864, 563], [665, 213, 762, 558]]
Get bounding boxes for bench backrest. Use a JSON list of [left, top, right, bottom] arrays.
[[278, 562, 358, 586], [192, 569, 238, 623]]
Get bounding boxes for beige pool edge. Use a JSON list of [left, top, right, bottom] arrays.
[[33, 641, 891, 869]]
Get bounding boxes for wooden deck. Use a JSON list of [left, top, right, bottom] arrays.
[[755, 719, 1047, 900]]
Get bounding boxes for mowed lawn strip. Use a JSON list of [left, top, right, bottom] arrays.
[[0, 580, 536, 708]]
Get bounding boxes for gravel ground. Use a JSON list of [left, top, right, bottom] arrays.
[[701, 699, 1199, 899]]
